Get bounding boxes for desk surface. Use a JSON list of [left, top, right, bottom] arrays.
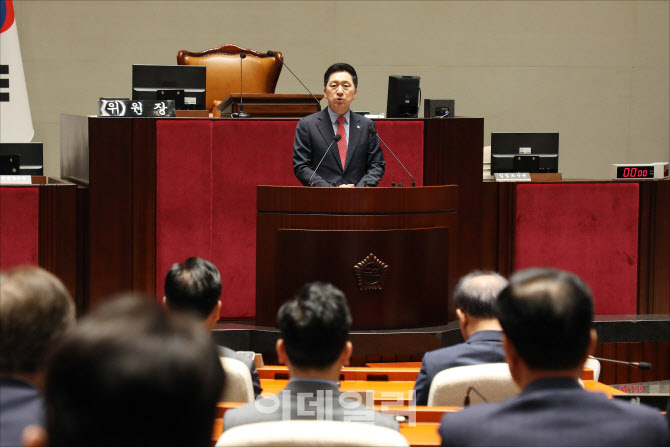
[[259, 378, 621, 404]]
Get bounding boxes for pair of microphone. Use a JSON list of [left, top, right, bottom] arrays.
[[308, 128, 416, 187], [234, 51, 415, 187], [231, 50, 321, 118]]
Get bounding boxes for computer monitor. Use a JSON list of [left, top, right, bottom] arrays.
[[491, 132, 559, 174], [132, 65, 206, 110], [0, 143, 43, 175], [386, 75, 420, 118]]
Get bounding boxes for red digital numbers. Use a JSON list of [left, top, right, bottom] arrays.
[[617, 385, 644, 393], [622, 167, 648, 178]]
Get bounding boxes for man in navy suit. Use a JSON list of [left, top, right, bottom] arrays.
[[224, 282, 398, 431], [0, 266, 75, 447], [293, 63, 385, 187], [438, 268, 669, 447], [413, 271, 508, 405], [163, 257, 262, 398]]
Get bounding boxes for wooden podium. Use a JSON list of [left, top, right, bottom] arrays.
[[216, 93, 324, 117], [256, 185, 458, 330]]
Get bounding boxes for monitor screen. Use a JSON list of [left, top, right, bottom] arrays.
[[132, 65, 206, 110], [386, 75, 420, 118], [0, 143, 43, 175], [491, 132, 559, 174]]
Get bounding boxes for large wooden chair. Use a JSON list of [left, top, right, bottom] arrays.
[[177, 44, 283, 112]]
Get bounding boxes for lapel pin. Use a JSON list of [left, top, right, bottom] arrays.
[[357, 125, 360, 129]]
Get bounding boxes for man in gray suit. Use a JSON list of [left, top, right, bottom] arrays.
[[293, 63, 385, 187], [438, 268, 669, 447], [163, 257, 261, 398], [224, 282, 398, 430]]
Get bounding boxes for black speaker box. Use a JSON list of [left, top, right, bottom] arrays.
[[424, 99, 455, 118], [386, 76, 420, 118]]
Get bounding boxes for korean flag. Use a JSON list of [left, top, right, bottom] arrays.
[[1, 0, 34, 143]]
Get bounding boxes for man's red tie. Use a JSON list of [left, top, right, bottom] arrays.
[[336, 115, 347, 169]]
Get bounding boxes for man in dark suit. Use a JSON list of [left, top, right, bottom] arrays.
[[223, 282, 398, 430], [163, 257, 262, 398], [438, 268, 669, 447], [413, 271, 508, 405], [0, 266, 75, 447], [293, 63, 385, 187]]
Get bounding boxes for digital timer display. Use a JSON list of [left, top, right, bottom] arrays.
[[616, 166, 654, 179]]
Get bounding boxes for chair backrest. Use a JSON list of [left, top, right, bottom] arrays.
[[585, 356, 601, 381], [177, 44, 283, 111], [220, 357, 255, 403], [215, 420, 409, 447], [427, 363, 520, 407]]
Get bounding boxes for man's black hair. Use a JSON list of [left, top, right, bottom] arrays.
[[324, 63, 358, 88], [277, 282, 352, 369], [44, 295, 224, 447], [496, 268, 593, 370], [164, 257, 221, 319]]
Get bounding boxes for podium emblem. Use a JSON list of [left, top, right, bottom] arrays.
[[353, 253, 390, 291]]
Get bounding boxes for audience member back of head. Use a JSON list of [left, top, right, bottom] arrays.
[[223, 282, 398, 431], [413, 270, 508, 405], [0, 266, 75, 447], [163, 256, 262, 397], [438, 268, 669, 447], [37, 295, 224, 447]]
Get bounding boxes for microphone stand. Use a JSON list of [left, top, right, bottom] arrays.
[[267, 50, 321, 111], [309, 134, 341, 186], [232, 53, 251, 118], [589, 356, 652, 370], [369, 127, 415, 187], [463, 386, 489, 407]]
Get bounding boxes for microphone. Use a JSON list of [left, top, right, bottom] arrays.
[[267, 50, 321, 111], [589, 355, 652, 370], [368, 127, 415, 187], [309, 134, 341, 186], [232, 53, 251, 118], [463, 386, 489, 407]]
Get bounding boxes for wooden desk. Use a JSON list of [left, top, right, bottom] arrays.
[[0, 176, 79, 306], [260, 378, 622, 405], [258, 365, 420, 381], [260, 379, 416, 405], [363, 363, 595, 381], [400, 423, 441, 447]]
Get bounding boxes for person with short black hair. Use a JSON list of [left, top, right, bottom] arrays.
[[413, 271, 508, 405], [293, 63, 384, 187], [0, 266, 75, 447], [438, 268, 669, 447], [24, 295, 224, 447], [163, 257, 262, 397], [223, 282, 398, 430]]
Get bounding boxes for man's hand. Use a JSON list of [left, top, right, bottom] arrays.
[[338, 184, 355, 188]]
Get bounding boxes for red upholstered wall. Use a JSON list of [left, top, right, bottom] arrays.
[[0, 187, 39, 268], [156, 120, 214, 297], [515, 183, 639, 315], [156, 120, 424, 319]]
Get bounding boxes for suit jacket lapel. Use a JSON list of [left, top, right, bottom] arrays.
[[344, 112, 362, 172]]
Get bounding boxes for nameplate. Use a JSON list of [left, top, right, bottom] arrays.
[[1, 175, 32, 185], [494, 172, 531, 182], [98, 99, 176, 117]]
